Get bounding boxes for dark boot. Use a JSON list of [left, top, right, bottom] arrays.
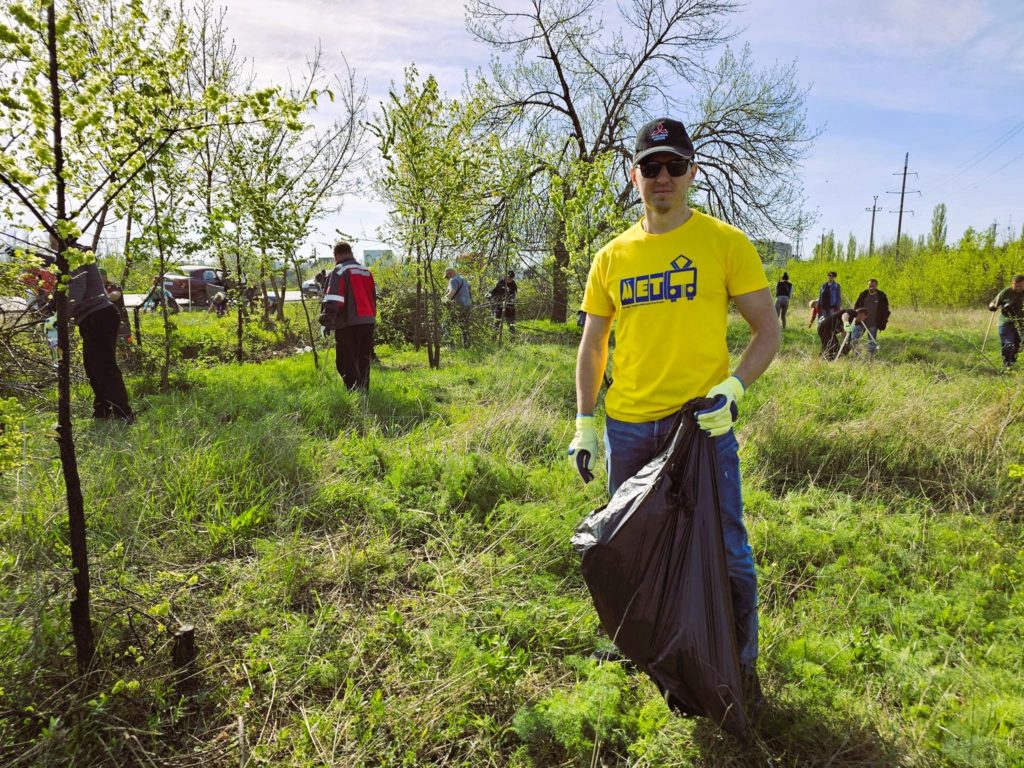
[[741, 663, 765, 712]]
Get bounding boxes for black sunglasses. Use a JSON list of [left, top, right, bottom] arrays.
[[637, 158, 691, 178]]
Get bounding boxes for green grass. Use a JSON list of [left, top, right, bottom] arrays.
[[0, 309, 1022, 766]]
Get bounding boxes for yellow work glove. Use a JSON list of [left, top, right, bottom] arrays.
[[843, 321, 854, 333], [695, 375, 745, 437], [567, 415, 598, 483]]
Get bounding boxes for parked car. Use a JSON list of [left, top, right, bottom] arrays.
[[161, 265, 226, 306], [300, 278, 322, 297]]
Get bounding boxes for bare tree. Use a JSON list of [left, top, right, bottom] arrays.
[[467, 0, 816, 320], [688, 45, 817, 239]]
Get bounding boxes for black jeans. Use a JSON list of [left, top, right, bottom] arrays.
[[335, 324, 374, 391], [999, 323, 1021, 367], [78, 305, 133, 418], [492, 304, 516, 331], [774, 296, 789, 328]]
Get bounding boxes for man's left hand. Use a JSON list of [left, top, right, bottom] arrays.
[[696, 375, 745, 437]]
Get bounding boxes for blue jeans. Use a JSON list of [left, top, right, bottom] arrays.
[[999, 323, 1021, 367], [604, 414, 759, 665], [851, 323, 879, 354]]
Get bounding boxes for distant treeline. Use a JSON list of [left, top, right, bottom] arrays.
[[777, 226, 1023, 309]]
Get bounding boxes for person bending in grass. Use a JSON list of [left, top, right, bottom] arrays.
[[989, 274, 1024, 369], [567, 117, 780, 706], [818, 306, 868, 360], [807, 298, 821, 327]]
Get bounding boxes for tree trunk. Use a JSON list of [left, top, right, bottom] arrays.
[[259, 258, 271, 323], [48, 0, 95, 675], [119, 200, 134, 286], [235, 237, 244, 363], [90, 201, 109, 253], [551, 235, 569, 324], [424, 268, 442, 369], [413, 257, 423, 351], [276, 263, 287, 323], [290, 252, 320, 370], [149, 181, 173, 391]]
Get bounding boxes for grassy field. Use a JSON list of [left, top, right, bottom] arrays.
[[0, 308, 1022, 767]]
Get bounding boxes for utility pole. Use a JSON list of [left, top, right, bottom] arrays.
[[792, 213, 808, 259], [888, 152, 919, 259], [865, 195, 881, 257], [820, 230, 826, 259]]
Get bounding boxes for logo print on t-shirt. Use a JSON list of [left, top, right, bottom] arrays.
[[620, 255, 697, 308]]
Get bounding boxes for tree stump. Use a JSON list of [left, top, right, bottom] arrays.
[[172, 624, 197, 696]]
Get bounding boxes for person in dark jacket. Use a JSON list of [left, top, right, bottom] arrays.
[[320, 241, 376, 390], [487, 270, 518, 334], [817, 271, 842, 318], [774, 272, 793, 328], [852, 278, 890, 355], [989, 274, 1024, 368], [68, 257, 134, 421]]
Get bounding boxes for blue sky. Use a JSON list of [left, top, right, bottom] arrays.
[[225, 0, 1024, 258]]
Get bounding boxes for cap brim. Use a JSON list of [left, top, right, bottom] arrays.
[[633, 146, 694, 164]]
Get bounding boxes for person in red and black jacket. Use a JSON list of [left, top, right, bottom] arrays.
[[319, 241, 377, 391]]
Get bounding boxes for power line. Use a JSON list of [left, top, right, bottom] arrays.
[[954, 147, 1024, 196], [930, 116, 1024, 190]]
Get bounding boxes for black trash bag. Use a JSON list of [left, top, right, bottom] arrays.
[[571, 397, 749, 739]]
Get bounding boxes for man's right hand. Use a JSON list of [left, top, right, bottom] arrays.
[[567, 415, 598, 483]]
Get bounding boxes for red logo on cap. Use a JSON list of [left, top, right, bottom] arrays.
[[650, 122, 669, 142]]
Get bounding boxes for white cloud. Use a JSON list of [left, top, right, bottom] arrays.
[[847, 0, 989, 51], [198, 0, 1022, 251], [743, 0, 991, 55], [222, 0, 484, 98]]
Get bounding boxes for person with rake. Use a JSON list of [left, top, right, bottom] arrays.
[[818, 306, 868, 360], [988, 274, 1024, 369], [851, 278, 889, 356]]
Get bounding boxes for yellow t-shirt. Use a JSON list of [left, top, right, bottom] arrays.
[[581, 210, 768, 422]]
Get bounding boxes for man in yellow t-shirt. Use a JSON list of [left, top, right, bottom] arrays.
[[567, 117, 780, 705]]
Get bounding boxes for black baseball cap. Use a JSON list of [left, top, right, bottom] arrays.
[[633, 118, 695, 164]]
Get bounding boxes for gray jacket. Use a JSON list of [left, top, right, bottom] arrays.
[[68, 262, 112, 322]]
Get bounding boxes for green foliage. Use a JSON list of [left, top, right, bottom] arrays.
[[779, 230, 1023, 309], [0, 397, 25, 473], [372, 66, 498, 366], [929, 202, 949, 252], [513, 659, 639, 759], [553, 152, 633, 297]]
